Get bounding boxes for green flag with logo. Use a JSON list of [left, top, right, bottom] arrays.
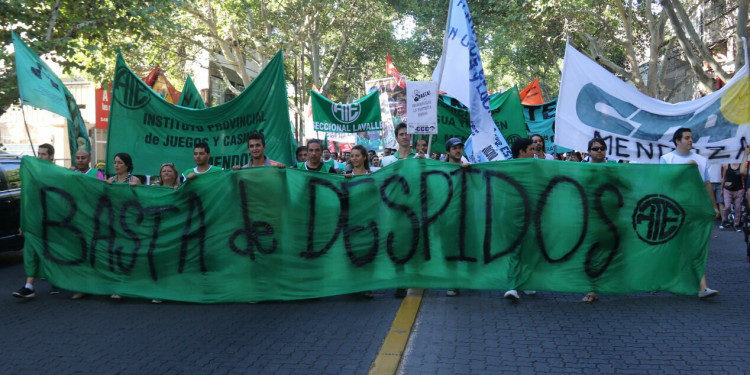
[[431, 87, 527, 154], [177, 75, 206, 109], [12, 31, 91, 154], [311, 90, 382, 133], [106, 49, 294, 176]]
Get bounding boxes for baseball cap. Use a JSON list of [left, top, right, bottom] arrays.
[[445, 137, 464, 150]]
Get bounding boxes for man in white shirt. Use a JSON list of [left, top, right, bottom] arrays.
[[659, 127, 719, 299]]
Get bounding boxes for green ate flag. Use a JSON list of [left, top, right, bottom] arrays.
[[21, 156, 711, 303], [311, 90, 382, 133], [106, 49, 294, 176], [432, 87, 528, 154], [12, 31, 91, 155], [177, 75, 206, 109]]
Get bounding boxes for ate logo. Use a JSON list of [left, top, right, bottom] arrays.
[[30, 62, 60, 91], [632, 194, 685, 245], [113, 67, 151, 109], [331, 103, 361, 124]]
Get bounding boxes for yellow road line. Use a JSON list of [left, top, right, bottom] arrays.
[[368, 289, 424, 375]]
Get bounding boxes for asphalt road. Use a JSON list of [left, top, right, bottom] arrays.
[[1, 225, 748, 375]]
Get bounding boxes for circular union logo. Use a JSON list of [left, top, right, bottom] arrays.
[[113, 67, 151, 110], [331, 102, 361, 124], [632, 194, 685, 245]]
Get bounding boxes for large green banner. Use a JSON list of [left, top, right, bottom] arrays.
[[433, 88, 528, 154], [311, 90, 383, 133], [21, 156, 711, 303], [106, 50, 294, 176]]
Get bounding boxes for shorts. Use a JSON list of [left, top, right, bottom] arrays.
[[712, 183, 723, 204]]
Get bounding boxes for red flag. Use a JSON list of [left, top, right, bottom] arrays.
[[519, 78, 544, 105], [386, 53, 405, 88]]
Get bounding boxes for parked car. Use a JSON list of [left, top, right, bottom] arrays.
[[0, 154, 23, 251]]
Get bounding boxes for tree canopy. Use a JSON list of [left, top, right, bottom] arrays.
[[2, 0, 747, 125]]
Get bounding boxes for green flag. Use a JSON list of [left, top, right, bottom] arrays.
[[177, 75, 206, 109], [311, 90, 382, 132], [21, 156, 711, 303], [106, 49, 294, 175], [432, 88, 527, 154], [12, 31, 91, 154]]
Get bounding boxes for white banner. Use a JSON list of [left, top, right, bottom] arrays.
[[556, 43, 750, 164], [406, 81, 438, 134], [432, 0, 511, 162]]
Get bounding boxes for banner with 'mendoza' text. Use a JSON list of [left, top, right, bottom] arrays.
[[21, 156, 712, 303], [106, 50, 294, 176]]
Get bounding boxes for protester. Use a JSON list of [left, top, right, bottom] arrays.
[[295, 146, 308, 163], [381, 123, 416, 167], [582, 138, 609, 303], [296, 139, 337, 173], [370, 155, 381, 172], [444, 137, 469, 297], [659, 127, 719, 299], [530, 134, 555, 160], [182, 142, 223, 179], [720, 154, 747, 231], [233, 132, 285, 169], [565, 151, 583, 162], [415, 137, 428, 158], [73, 150, 105, 179], [108, 152, 142, 186], [504, 137, 537, 302], [12, 144, 60, 299], [156, 162, 181, 190], [708, 164, 726, 224]]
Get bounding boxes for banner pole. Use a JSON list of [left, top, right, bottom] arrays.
[[19, 99, 36, 157]]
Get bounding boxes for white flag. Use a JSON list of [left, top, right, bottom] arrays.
[[556, 42, 750, 164], [432, 0, 511, 161]]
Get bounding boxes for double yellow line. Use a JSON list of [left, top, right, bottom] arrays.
[[368, 289, 424, 375]]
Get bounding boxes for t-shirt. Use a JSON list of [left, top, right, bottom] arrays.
[[80, 168, 104, 180], [659, 150, 709, 182], [242, 157, 283, 168], [182, 165, 223, 178], [381, 150, 417, 167], [295, 162, 337, 173]]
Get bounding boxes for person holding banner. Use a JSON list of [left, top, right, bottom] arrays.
[[12, 144, 60, 299], [107, 153, 142, 186], [295, 146, 308, 163], [156, 162, 181, 190], [183, 142, 223, 180], [445, 137, 470, 297], [73, 150, 104, 180], [504, 138, 538, 302], [344, 145, 372, 177], [296, 140, 337, 173], [581, 138, 611, 303], [659, 128, 719, 300], [233, 133, 285, 169]]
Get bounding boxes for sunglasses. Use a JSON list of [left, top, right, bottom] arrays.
[[590, 147, 606, 152]]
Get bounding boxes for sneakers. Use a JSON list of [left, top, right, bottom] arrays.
[[504, 290, 519, 301], [49, 286, 60, 295], [698, 287, 719, 299], [446, 289, 458, 297], [735, 226, 743, 232], [12, 287, 35, 299], [522, 290, 537, 296], [720, 221, 731, 229]]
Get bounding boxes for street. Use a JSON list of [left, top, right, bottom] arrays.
[[1, 225, 748, 375]]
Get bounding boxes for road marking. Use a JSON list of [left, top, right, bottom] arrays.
[[368, 289, 424, 375]]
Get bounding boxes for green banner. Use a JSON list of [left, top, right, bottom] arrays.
[[177, 75, 206, 109], [21, 156, 711, 303], [432, 88, 528, 154], [106, 50, 294, 176], [522, 98, 572, 154], [12, 31, 91, 154], [311, 90, 382, 133]]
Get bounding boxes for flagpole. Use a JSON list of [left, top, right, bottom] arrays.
[[430, 0, 455, 158], [19, 99, 36, 157]]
